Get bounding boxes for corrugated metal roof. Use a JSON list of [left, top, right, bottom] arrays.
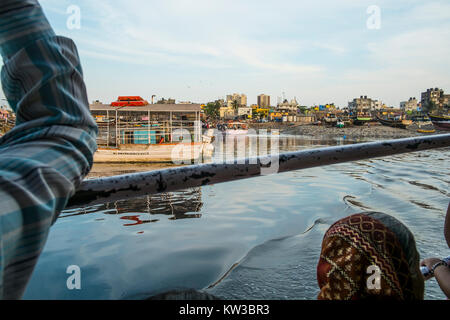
[[89, 104, 201, 112]]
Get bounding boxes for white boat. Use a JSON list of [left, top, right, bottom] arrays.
[[94, 142, 213, 163], [220, 122, 249, 135], [90, 102, 214, 163]]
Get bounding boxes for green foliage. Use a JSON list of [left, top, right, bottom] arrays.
[[423, 100, 437, 113], [299, 106, 308, 114], [232, 100, 239, 110], [204, 101, 220, 119]]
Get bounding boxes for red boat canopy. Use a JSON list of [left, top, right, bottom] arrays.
[[110, 96, 149, 107], [117, 96, 143, 101]]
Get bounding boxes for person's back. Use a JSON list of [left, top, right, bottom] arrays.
[[0, 0, 97, 299]]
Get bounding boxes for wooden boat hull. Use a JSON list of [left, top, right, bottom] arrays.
[[417, 129, 436, 133], [429, 114, 450, 131], [376, 117, 411, 129], [323, 119, 337, 126], [94, 142, 213, 163], [353, 117, 372, 125]]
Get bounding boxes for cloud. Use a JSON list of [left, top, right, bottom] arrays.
[[15, 0, 450, 106], [62, 0, 328, 77]]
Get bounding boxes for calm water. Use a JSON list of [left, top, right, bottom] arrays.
[[23, 134, 450, 300]]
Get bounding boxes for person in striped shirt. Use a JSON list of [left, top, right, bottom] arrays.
[[0, 0, 98, 299]]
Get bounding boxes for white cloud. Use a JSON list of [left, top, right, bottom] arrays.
[[32, 0, 450, 105]]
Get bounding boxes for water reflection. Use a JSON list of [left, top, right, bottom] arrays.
[[209, 134, 359, 163], [60, 188, 203, 226], [22, 133, 450, 300]]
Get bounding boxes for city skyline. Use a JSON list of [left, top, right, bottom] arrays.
[[1, 0, 449, 107]]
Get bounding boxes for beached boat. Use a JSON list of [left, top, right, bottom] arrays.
[[376, 116, 412, 129], [90, 102, 214, 163], [429, 114, 450, 131], [417, 129, 436, 133], [219, 122, 249, 135], [411, 116, 432, 126], [352, 116, 373, 126], [323, 114, 338, 126]]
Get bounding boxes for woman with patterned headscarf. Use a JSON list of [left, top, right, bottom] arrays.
[[317, 212, 424, 300]]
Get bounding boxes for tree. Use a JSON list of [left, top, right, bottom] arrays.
[[423, 100, 437, 114], [299, 106, 308, 114], [232, 99, 239, 111], [204, 101, 220, 119]]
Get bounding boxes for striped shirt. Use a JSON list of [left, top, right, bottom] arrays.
[[0, 0, 98, 299]]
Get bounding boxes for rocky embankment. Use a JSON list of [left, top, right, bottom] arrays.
[[249, 122, 438, 140]]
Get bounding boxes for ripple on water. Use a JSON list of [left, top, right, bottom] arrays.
[[22, 141, 450, 300]]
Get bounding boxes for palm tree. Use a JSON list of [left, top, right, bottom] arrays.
[[232, 99, 239, 110], [231, 99, 239, 117]]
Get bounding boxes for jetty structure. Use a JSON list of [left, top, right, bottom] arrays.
[[90, 97, 214, 163]]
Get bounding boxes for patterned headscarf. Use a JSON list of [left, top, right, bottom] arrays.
[[317, 212, 424, 300]]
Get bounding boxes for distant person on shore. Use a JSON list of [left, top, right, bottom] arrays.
[[317, 212, 424, 300], [0, 0, 97, 299], [420, 202, 450, 298]]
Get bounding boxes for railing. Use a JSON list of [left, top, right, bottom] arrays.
[[67, 133, 450, 208]]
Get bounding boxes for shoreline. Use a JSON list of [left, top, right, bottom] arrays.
[[249, 122, 440, 140]]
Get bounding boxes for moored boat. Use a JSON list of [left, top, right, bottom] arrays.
[[376, 116, 412, 129], [417, 129, 436, 133], [90, 101, 214, 163], [352, 116, 373, 126], [429, 114, 450, 131], [219, 122, 249, 135], [323, 114, 338, 126]]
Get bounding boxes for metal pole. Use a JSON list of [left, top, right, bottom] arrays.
[[67, 134, 450, 208], [115, 109, 118, 146], [106, 110, 109, 147], [170, 111, 173, 142]]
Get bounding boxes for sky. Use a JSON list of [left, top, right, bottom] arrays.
[[2, 0, 450, 107]]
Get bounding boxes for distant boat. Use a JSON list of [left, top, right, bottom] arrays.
[[429, 114, 450, 131], [323, 114, 338, 126], [417, 128, 436, 133], [352, 116, 372, 126], [411, 115, 432, 125], [219, 122, 249, 135], [376, 116, 412, 129]]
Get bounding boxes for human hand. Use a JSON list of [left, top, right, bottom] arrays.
[[420, 257, 441, 280]]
